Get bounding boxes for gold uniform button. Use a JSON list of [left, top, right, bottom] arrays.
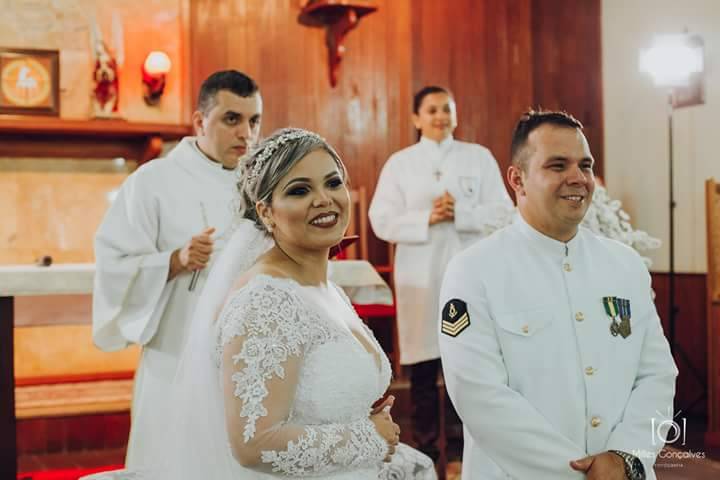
[[585, 366, 595, 376], [563, 263, 572, 272], [590, 417, 601, 427], [575, 312, 584, 321]]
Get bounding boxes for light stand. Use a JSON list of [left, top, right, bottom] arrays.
[[667, 91, 676, 356], [640, 33, 705, 412]]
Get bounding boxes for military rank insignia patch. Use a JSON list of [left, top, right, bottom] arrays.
[[441, 299, 470, 337]]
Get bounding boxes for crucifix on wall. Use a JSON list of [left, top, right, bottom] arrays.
[[298, 0, 378, 87]]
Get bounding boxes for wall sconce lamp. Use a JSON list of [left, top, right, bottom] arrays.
[[142, 51, 171, 105], [299, 1, 377, 87]]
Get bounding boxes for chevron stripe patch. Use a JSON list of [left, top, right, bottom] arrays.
[[441, 299, 470, 337]]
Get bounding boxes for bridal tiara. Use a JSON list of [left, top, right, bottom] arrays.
[[246, 130, 324, 189]]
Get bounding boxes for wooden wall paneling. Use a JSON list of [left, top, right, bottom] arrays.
[[481, 0, 533, 180], [340, 1, 384, 185], [287, 4, 316, 134], [17, 413, 131, 454], [462, 0, 491, 150], [383, 0, 414, 163], [338, 19, 369, 179], [530, 0, 562, 108], [414, 0, 452, 90], [330, 12, 363, 166], [180, 0, 193, 124], [709, 303, 720, 445], [369, 0, 414, 263], [705, 178, 720, 444], [504, 0, 535, 189], [302, 10, 327, 136], [531, 0, 604, 176], [411, 0, 452, 116], [652, 272, 708, 416], [330, 0, 412, 263], [190, 0, 230, 112], [223, 0, 246, 88], [256, 0, 292, 129], [410, 0, 533, 191], [16, 415, 46, 455], [409, 0, 423, 90], [442, 0, 480, 145], [477, 0, 503, 152]]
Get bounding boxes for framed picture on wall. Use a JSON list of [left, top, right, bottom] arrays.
[[0, 48, 60, 116]]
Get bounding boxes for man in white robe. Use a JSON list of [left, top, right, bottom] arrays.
[[369, 86, 513, 469], [93, 70, 263, 467], [439, 110, 677, 479]]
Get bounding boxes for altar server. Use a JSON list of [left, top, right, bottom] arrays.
[[439, 110, 677, 480], [92, 70, 262, 468], [369, 86, 513, 467]]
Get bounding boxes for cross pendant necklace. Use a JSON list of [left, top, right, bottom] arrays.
[[430, 140, 453, 182]]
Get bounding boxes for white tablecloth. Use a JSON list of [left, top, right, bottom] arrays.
[[0, 260, 392, 306], [328, 260, 393, 305]]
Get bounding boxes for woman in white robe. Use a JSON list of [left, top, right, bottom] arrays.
[[83, 128, 436, 479], [368, 86, 513, 466]]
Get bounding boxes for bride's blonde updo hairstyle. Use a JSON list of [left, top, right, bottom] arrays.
[[237, 127, 346, 234]]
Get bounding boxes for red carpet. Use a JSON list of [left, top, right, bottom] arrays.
[[18, 465, 123, 480]]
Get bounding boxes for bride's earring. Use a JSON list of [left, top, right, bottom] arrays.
[[265, 221, 274, 233]]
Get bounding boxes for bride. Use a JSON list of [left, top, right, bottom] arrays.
[[85, 128, 436, 479]]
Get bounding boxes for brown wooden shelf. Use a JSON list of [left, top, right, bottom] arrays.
[[0, 116, 190, 139], [0, 116, 192, 162]]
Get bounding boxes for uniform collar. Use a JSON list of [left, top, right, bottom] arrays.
[[513, 213, 582, 259], [419, 135, 454, 152]]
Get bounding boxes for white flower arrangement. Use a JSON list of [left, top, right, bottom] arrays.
[[581, 185, 661, 267]]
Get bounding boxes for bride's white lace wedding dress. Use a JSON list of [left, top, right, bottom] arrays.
[[82, 222, 436, 479], [86, 276, 436, 479], [213, 274, 434, 479]]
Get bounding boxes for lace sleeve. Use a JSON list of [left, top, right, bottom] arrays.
[[218, 278, 388, 476]]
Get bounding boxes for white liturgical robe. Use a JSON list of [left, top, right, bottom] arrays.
[[93, 137, 239, 468], [369, 136, 512, 365], [439, 215, 678, 480]]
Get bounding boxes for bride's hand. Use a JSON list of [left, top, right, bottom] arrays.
[[370, 409, 400, 462]]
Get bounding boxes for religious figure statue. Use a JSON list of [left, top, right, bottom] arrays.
[[89, 13, 124, 118]]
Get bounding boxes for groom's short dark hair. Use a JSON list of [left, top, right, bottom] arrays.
[[511, 109, 583, 171]]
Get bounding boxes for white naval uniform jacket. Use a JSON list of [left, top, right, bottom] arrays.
[[439, 215, 677, 480], [369, 136, 512, 365]]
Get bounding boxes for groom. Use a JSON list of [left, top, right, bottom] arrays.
[[439, 110, 676, 479], [92, 70, 263, 468]]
